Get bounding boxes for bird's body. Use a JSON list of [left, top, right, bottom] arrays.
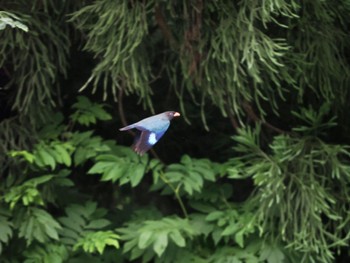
[[119, 111, 180, 155]]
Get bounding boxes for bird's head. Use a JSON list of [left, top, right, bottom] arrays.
[[164, 111, 181, 120]]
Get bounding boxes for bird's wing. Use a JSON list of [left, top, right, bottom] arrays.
[[132, 130, 168, 155]]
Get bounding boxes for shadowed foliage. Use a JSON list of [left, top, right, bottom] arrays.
[[1, 0, 350, 262]]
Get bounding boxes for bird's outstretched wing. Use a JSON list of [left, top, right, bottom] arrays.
[[132, 130, 167, 155]]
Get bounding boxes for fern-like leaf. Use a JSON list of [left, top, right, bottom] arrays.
[[118, 216, 198, 260], [73, 231, 120, 254], [58, 201, 113, 249], [70, 96, 112, 126], [13, 207, 61, 246]]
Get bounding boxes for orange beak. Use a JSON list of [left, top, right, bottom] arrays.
[[174, 112, 181, 117]]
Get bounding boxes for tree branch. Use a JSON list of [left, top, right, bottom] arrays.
[[242, 102, 287, 134], [227, 110, 240, 130], [155, 5, 177, 49], [118, 88, 135, 137]]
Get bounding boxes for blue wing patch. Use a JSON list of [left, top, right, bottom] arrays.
[[132, 129, 168, 155], [148, 132, 158, 145]]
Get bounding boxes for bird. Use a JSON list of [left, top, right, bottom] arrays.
[[119, 111, 180, 155]]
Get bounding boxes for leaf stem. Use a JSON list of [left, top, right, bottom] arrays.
[[159, 172, 188, 218]]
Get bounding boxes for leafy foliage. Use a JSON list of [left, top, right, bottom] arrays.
[[73, 231, 120, 255], [88, 146, 148, 187], [151, 155, 217, 196], [70, 131, 110, 166], [13, 207, 61, 245], [59, 202, 119, 254], [0, 96, 121, 261], [0, 209, 13, 254], [1, 0, 350, 262], [205, 208, 256, 247], [23, 243, 69, 263], [0, 2, 69, 114], [118, 216, 198, 261], [69, 0, 154, 106], [4, 175, 54, 209], [71, 96, 112, 126], [0, 11, 28, 31], [229, 107, 350, 262]]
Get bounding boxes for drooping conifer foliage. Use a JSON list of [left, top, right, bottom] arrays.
[[1, 0, 350, 262]]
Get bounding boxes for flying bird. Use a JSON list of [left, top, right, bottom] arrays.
[[119, 111, 180, 155]]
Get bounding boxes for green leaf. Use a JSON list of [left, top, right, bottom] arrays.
[[221, 223, 239, 236], [71, 96, 112, 126], [138, 231, 153, 249], [259, 245, 285, 263], [8, 150, 35, 163], [15, 207, 61, 245], [161, 156, 219, 197], [54, 144, 72, 166], [153, 232, 168, 257], [88, 161, 112, 174], [58, 201, 112, 248], [0, 11, 28, 31], [169, 229, 186, 247], [44, 223, 60, 240], [35, 144, 57, 170], [130, 164, 145, 187], [4, 175, 54, 209], [85, 219, 110, 229], [88, 149, 148, 187], [0, 216, 13, 244], [73, 231, 120, 254], [118, 216, 197, 261], [23, 244, 69, 263], [206, 211, 223, 221], [234, 230, 244, 248]]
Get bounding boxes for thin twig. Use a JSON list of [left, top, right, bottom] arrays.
[[159, 172, 188, 218], [227, 108, 240, 130], [155, 5, 177, 48], [223, 90, 240, 130], [149, 148, 163, 163], [242, 102, 287, 134], [118, 88, 135, 136]]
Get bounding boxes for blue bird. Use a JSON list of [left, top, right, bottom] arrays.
[[119, 111, 180, 155]]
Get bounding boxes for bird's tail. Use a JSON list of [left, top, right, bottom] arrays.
[[119, 124, 135, 131]]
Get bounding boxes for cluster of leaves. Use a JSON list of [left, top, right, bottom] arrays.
[[0, 1, 70, 114], [0, 0, 73, 181], [59, 201, 120, 255], [0, 95, 308, 262], [65, 0, 350, 125], [69, 0, 154, 107], [0, 97, 121, 262], [1, 97, 349, 262], [228, 106, 350, 262], [0, 11, 28, 31], [1, 0, 350, 262]]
